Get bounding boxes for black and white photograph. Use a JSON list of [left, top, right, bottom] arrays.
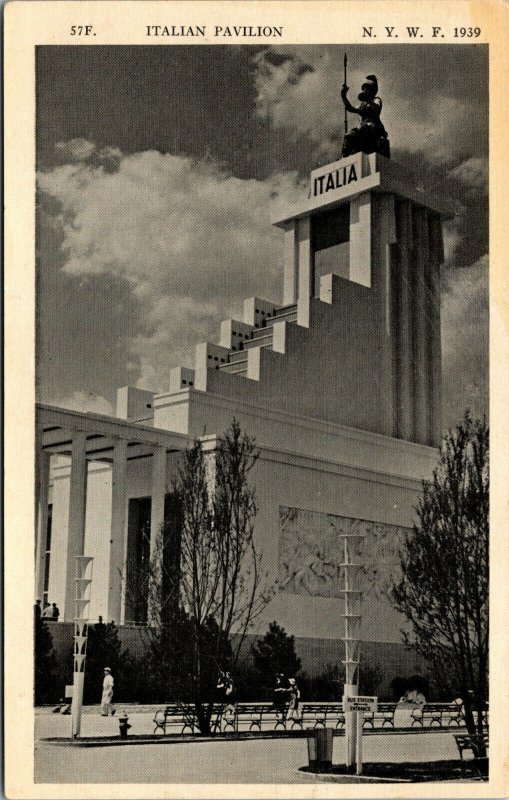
[[4, 2, 508, 796]]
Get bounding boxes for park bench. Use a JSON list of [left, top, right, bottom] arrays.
[[153, 703, 196, 734], [233, 703, 286, 731], [298, 702, 347, 729], [411, 702, 463, 728], [363, 703, 397, 729], [453, 732, 489, 759]]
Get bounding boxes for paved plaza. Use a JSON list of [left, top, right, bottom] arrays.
[[35, 706, 465, 784]]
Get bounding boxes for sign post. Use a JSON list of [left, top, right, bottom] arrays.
[[344, 695, 377, 775], [340, 530, 365, 769], [70, 555, 93, 739]]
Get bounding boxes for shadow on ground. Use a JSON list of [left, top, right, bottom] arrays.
[[300, 758, 489, 782]]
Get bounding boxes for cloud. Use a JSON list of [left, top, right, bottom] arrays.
[[55, 138, 97, 162], [441, 255, 489, 426], [55, 139, 122, 169], [449, 156, 488, 193], [38, 145, 302, 391], [52, 390, 115, 416]]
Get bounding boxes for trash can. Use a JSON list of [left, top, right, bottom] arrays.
[[307, 728, 333, 772]]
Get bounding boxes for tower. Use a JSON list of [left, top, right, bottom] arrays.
[[271, 151, 451, 448]]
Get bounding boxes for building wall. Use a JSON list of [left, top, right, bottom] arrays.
[[46, 419, 434, 647]]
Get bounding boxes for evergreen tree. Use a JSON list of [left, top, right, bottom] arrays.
[[83, 617, 126, 703], [252, 621, 301, 688]]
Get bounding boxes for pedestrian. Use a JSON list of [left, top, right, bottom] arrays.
[[216, 671, 227, 704], [273, 673, 289, 719], [101, 667, 115, 716], [42, 601, 53, 618], [51, 602, 60, 621], [223, 671, 236, 716], [286, 678, 301, 723], [34, 599, 42, 619]]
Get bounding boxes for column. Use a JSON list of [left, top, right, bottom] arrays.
[[35, 443, 50, 600], [428, 215, 444, 447], [412, 209, 429, 444], [63, 431, 88, 621], [282, 220, 298, 305], [373, 194, 397, 437], [150, 445, 167, 565], [349, 193, 371, 287], [396, 200, 414, 441], [107, 439, 127, 624], [148, 445, 167, 625], [296, 216, 312, 326]]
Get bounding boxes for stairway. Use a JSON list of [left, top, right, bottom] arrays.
[[218, 305, 297, 377]]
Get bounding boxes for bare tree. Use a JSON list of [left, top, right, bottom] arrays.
[[392, 412, 489, 750], [131, 420, 272, 733]]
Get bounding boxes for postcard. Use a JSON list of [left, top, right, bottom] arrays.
[[4, 1, 509, 797]]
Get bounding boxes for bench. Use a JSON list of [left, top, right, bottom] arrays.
[[411, 702, 463, 728], [153, 703, 196, 734], [363, 703, 397, 729], [300, 703, 332, 729], [234, 703, 287, 731], [454, 732, 489, 759], [154, 701, 390, 735]]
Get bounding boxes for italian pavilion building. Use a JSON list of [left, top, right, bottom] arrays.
[[36, 150, 451, 682]]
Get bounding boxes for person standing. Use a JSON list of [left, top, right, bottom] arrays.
[[101, 667, 115, 716], [51, 602, 60, 621]]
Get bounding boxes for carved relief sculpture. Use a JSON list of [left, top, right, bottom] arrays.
[[278, 507, 408, 600]]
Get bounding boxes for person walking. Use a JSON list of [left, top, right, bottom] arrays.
[[273, 673, 289, 724], [101, 667, 115, 716], [286, 678, 301, 724], [223, 671, 236, 718]]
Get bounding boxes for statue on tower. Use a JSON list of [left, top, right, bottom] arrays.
[[341, 73, 390, 159]]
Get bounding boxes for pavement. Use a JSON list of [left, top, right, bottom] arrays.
[[34, 705, 467, 784]]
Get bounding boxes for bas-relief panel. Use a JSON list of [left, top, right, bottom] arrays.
[[278, 507, 409, 600]]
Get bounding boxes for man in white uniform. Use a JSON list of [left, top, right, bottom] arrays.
[[101, 667, 115, 716]]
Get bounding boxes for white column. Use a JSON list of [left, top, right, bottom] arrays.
[[150, 446, 167, 564], [63, 431, 88, 621], [396, 200, 414, 441], [296, 216, 313, 326], [107, 439, 127, 624], [282, 220, 298, 305], [147, 446, 167, 625], [429, 215, 444, 447], [373, 194, 397, 437], [349, 193, 371, 287], [413, 209, 429, 445], [35, 445, 50, 600]]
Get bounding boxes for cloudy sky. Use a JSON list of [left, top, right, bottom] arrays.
[[36, 44, 488, 429]]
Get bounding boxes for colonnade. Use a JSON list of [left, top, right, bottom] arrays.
[[35, 406, 190, 623]]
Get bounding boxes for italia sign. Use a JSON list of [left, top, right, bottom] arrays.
[[312, 163, 358, 198]]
